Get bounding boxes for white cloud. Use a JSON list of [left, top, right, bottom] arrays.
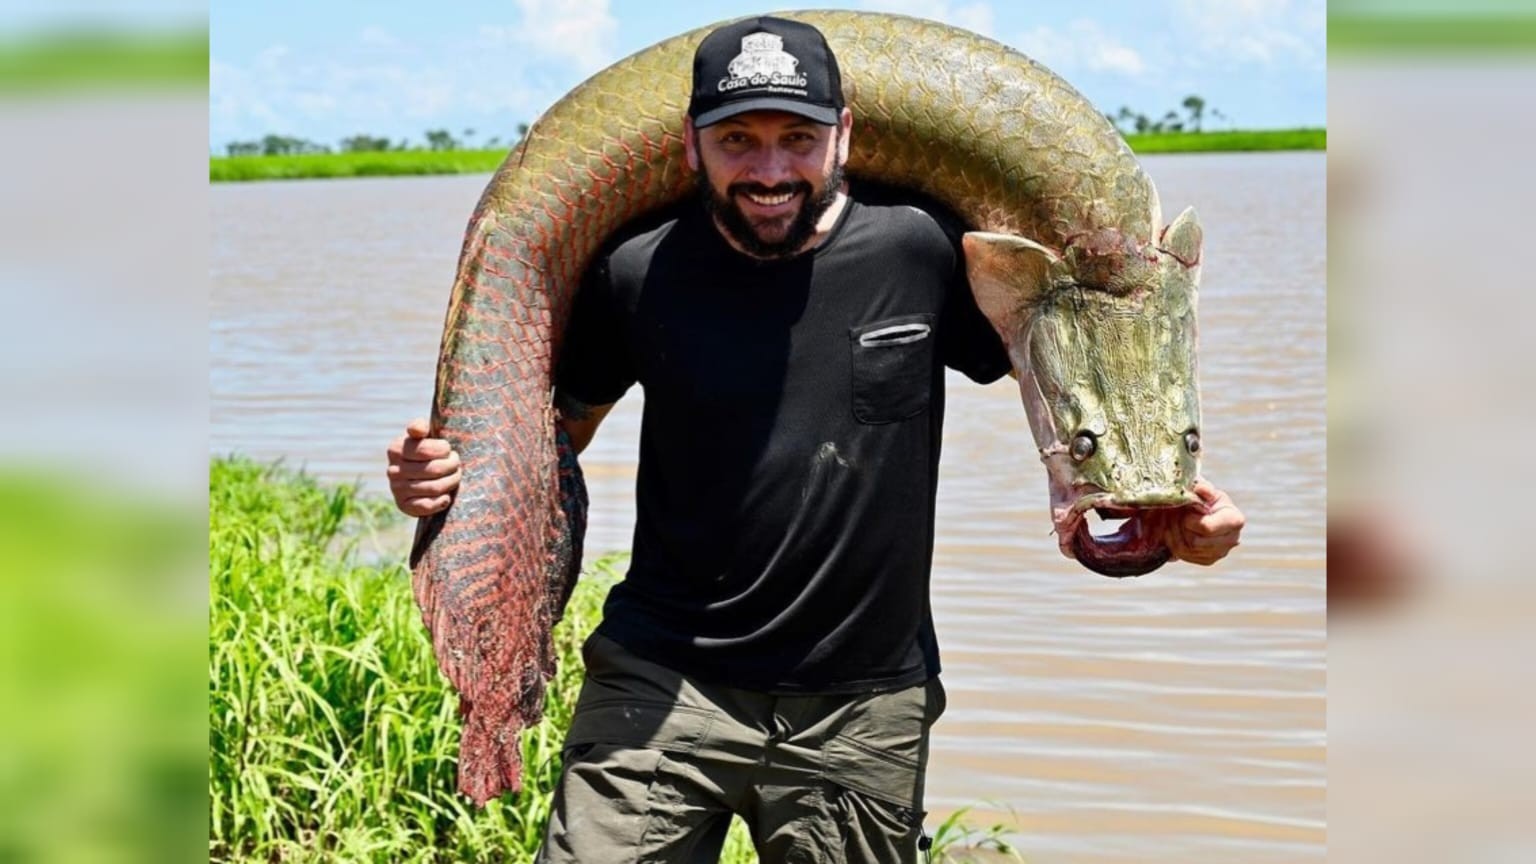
[[211, 0, 618, 147], [856, 0, 996, 38], [1174, 0, 1324, 68], [512, 0, 618, 72], [359, 26, 399, 49], [1016, 19, 1145, 76]]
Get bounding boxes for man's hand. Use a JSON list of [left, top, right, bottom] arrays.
[[1165, 478, 1245, 566], [385, 418, 461, 517]]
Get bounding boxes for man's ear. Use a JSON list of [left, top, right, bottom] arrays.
[[683, 116, 700, 173], [836, 107, 852, 164]]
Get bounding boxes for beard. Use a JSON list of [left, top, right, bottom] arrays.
[[697, 155, 845, 259]]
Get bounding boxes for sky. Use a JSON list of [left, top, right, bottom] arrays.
[[208, 0, 1326, 152]]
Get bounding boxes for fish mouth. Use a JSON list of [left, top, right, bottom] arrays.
[[1054, 487, 1200, 578]]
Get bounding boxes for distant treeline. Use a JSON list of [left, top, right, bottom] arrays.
[[210, 127, 1323, 182], [222, 123, 531, 157], [224, 93, 1262, 157], [1108, 94, 1226, 135]]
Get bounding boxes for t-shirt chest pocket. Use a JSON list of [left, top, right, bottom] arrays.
[[848, 313, 936, 424]]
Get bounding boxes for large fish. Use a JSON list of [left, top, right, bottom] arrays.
[[411, 9, 1203, 804]]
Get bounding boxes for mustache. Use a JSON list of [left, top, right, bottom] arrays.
[[728, 181, 812, 198]]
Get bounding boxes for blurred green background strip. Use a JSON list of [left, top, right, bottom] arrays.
[[1331, 14, 1536, 53], [0, 29, 208, 91]]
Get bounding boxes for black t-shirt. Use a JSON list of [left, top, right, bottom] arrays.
[[557, 196, 1010, 693]]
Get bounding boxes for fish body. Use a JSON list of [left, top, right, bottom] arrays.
[[412, 10, 1202, 804]]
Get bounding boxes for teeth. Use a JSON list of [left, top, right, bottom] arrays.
[[746, 191, 794, 205]]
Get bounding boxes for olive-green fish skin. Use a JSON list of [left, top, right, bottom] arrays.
[[412, 10, 1199, 804]]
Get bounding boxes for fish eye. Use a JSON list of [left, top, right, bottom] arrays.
[[1184, 430, 1201, 454], [1070, 431, 1096, 462]]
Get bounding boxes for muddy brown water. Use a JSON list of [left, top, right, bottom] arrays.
[[211, 152, 1324, 862]]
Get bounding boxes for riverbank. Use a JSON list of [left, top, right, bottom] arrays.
[[208, 457, 1026, 862], [209, 127, 1324, 182]]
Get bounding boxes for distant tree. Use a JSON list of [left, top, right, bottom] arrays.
[[1160, 111, 1184, 133], [1210, 107, 1228, 129], [259, 134, 329, 156], [225, 140, 261, 156], [424, 128, 460, 151], [1181, 95, 1206, 132], [1133, 113, 1151, 134], [339, 134, 393, 152], [484, 136, 504, 150], [462, 128, 477, 147], [516, 122, 530, 139], [1112, 106, 1137, 134]]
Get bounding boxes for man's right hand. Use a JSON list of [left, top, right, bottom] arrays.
[[385, 417, 462, 516]]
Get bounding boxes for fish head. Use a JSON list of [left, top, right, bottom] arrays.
[[963, 207, 1204, 577]]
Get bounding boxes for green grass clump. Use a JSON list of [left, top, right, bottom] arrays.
[[209, 456, 625, 862], [1124, 127, 1325, 154], [209, 457, 1023, 861], [209, 149, 509, 183]]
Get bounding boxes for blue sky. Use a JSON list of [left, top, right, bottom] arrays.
[[209, 0, 1325, 152]]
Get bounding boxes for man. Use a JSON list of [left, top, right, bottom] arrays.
[[387, 15, 1245, 863]]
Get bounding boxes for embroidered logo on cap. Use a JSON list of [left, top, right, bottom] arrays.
[[718, 32, 809, 95]]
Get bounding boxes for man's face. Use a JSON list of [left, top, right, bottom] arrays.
[[686, 109, 851, 259]]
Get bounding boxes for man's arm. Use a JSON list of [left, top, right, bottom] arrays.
[[385, 395, 616, 517], [554, 389, 615, 455]]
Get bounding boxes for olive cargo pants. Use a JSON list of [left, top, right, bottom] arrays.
[[536, 634, 947, 864]]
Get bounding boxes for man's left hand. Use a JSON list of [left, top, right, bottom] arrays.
[[1165, 478, 1245, 566]]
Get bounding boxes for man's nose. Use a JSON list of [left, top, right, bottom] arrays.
[[742, 146, 795, 185]]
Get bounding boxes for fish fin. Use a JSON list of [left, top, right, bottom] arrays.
[[1157, 206, 1202, 276], [961, 231, 1059, 341], [1156, 207, 1202, 319]]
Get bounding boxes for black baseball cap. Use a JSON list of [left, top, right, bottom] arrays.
[[688, 16, 844, 128]]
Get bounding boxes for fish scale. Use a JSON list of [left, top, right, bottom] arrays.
[[411, 9, 1174, 805]]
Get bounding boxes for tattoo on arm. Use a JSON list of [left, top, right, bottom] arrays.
[[554, 389, 595, 422]]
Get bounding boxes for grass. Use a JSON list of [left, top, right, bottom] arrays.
[[209, 149, 510, 183], [208, 128, 1322, 182], [1124, 127, 1324, 154], [208, 457, 1026, 862], [210, 456, 611, 862]]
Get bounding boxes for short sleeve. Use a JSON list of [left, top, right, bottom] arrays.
[[555, 256, 637, 406], [938, 235, 1012, 385]]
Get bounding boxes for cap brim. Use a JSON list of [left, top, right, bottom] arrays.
[[693, 97, 840, 128]]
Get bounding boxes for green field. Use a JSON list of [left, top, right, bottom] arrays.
[[209, 149, 510, 182], [208, 458, 1024, 862], [209, 128, 1323, 183], [1124, 127, 1324, 154]]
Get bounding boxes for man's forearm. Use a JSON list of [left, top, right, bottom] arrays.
[[554, 389, 616, 455]]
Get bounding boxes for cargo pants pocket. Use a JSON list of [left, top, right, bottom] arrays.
[[540, 694, 722, 862], [815, 679, 946, 864]]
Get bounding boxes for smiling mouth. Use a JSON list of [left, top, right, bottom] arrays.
[[741, 189, 798, 207]]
